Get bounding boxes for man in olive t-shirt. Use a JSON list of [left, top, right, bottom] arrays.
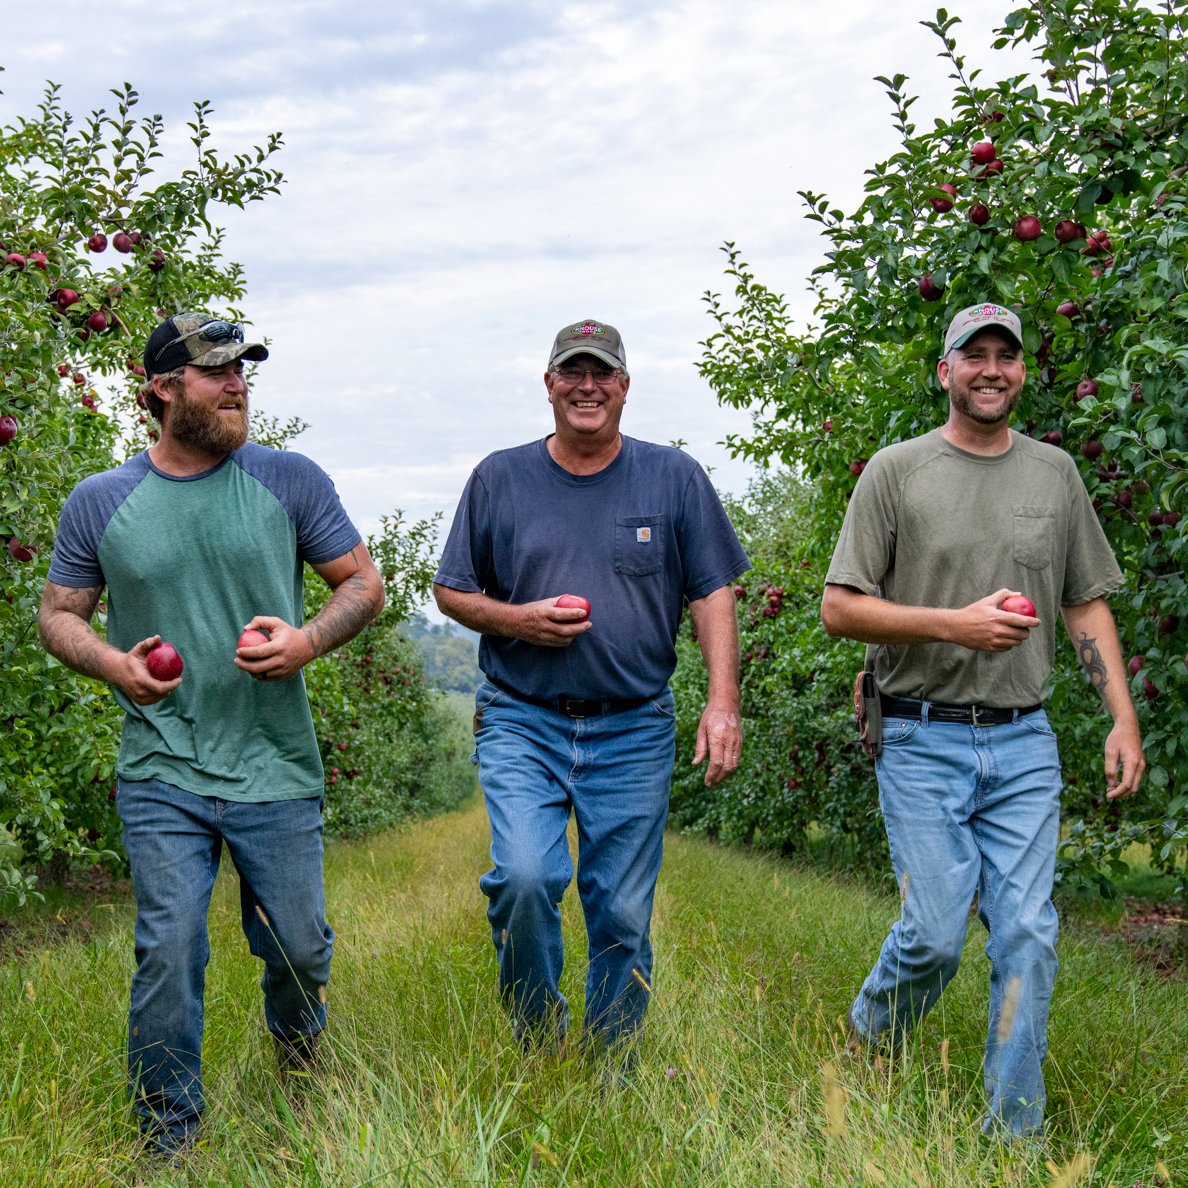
[[821, 303, 1144, 1137], [38, 315, 385, 1158]]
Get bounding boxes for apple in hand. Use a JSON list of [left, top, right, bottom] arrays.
[[555, 595, 590, 620], [238, 628, 270, 650], [146, 642, 184, 681], [1000, 595, 1037, 618]]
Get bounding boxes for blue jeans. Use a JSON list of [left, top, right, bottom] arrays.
[[848, 709, 1062, 1136], [472, 680, 676, 1047], [116, 777, 333, 1146]]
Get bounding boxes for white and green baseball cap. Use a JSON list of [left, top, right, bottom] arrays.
[[943, 303, 1024, 354]]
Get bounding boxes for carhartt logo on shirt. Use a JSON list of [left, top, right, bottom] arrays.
[[637, 527, 651, 543]]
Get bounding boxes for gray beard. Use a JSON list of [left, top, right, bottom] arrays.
[[169, 389, 250, 455], [948, 379, 1020, 425]]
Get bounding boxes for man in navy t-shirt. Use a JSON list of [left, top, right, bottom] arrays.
[[434, 319, 749, 1055]]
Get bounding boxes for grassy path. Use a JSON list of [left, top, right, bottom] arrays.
[[1, 795, 1185, 1186]]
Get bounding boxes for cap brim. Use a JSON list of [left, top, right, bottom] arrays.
[[551, 345, 623, 369], [190, 342, 269, 368], [949, 325, 1022, 353]]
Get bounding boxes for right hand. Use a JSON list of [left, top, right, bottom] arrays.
[[113, 635, 183, 705], [946, 588, 1040, 653], [511, 597, 594, 647]]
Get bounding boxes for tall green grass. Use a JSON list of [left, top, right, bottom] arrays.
[[2, 798, 1183, 1186]]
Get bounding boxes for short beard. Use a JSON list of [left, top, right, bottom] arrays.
[[168, 385, 250, 456], [947, 377, 1020, 425]]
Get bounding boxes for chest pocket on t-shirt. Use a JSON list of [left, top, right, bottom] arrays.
[[1013, 506, 1056, 570], [615, 515, 665, 577]]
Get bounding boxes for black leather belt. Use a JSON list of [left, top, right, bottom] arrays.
[[488, 676, 649, 719], [880, 693, 1042, 726]]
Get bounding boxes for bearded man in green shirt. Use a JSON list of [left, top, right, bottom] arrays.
[[821, 302, 1144, 1136], [38, 315, 385, 1158]]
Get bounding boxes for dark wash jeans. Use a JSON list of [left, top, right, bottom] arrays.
[[472, 680, 677, 1048], [116, 777, 333, 1145]]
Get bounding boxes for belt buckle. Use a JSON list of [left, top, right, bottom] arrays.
[[562, 697, 587, 720]]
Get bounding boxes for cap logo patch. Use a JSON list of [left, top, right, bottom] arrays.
[[572, 323, 604, 336], [971, 304, 1006, 318], [636, 527, 651, 543]]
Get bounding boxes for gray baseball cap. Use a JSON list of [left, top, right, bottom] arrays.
[[943, 303, 1024, 354], [548, 319, 626, 370]]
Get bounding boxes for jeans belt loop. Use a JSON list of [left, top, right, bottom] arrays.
[[921, 699, 931, 727], [971, 705, 981, 727], [1012, 707, 1020, 724]]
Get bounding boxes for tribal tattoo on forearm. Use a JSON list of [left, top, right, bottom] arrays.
[[1075, 632, 1110, 702], [302, 569, 382, 659]]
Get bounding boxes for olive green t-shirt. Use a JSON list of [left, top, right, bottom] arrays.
[[826, 429, 1122, 708]]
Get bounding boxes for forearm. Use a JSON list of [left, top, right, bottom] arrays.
[[821, 585, 955, 645], [433, 585, 518, 637], [1061, 598, 1137, 723], [303, 569, 385, 659], [39, 608, 124, 682], [689, 587, 740, 704]]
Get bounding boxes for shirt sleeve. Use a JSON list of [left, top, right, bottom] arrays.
[[676, 464, 751, 601], [1060, 468, 1124, 606], [825, 452, 898, 595], [433, 470, 493, 594], [46, 480, 108, 588]]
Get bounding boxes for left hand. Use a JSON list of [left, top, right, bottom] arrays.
[[693, 697, 742, 787], [234, 615, 315, 681], [1104, 717, 1145, 799]]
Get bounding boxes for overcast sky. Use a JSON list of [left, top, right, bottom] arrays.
[[4, 1, 1034, 598]]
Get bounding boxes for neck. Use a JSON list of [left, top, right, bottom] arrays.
[[148, 425, 231, 477], [547, 422, 623, 475], [939, 412, 1014, 457]]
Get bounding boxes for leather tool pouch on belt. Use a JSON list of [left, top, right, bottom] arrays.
[[853, 669, 882, 758]]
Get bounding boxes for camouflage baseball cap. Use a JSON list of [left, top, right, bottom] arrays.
[[144, 313, 268, 378], [548, 319, 626, 371], [943, 302, 1024, 354]]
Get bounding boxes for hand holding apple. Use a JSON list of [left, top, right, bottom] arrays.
[[944, 588, 1040, 652], [116, 635, 183, 704], [507, 596, 593, 648], [235, 616, 313, 681]]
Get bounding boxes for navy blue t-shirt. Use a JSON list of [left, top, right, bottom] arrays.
[[434, 435, 750, 700]]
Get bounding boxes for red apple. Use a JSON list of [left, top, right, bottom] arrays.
[[971, 141, 997, 165], [1082, 440, 1104, 460], [1042, 430, 1063, 446], [56, 289, 80, 309], [57, 363, 70, 377], [146, 642, 184, 681], [969, 202, 990, 226], [1084, 229, 1112, 255], [112, 231, 134, 253], [1000, 595, 1037, 618], [849, 458, 868, 476], [1054, 220, 1086, 243], [238, 628, 270, 650], [1056, 301, 1080, 318], [930, 184, 957, 213], [133, 366, 146, 378], [148, 249, 166, 271], [1128, 655, 1146, 676], [87, 233, 108, 253], [87, 311, 108, 332], [28, 252, 48, 270], [918, 273, 944, 301], [823, 418, 833, 432], [1075, 379, 1099, 401], [1149, 511, 1165, 527], [1014, 215, 1043, 241], [129, 231, 143, 245], [0, 416, 16, 444], [1142, 677, 1159, 701], [6, 252, 26, 270], [7, 537, 34, 562], [1115, 491, 1132, 510], [978, 159, 1004, 178], [72, 373, 86, 385], [1164, 511, 1181, 528], [556, 594, 591, 620], [1159, 613, 1180, 635]]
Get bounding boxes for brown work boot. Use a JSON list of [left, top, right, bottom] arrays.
[[273, 1031, 321, 1081]]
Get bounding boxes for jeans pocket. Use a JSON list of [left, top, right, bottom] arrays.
[[881, 717, 921, 746], [1020, 710, 1057, 738], [649, 693, 677, 720]]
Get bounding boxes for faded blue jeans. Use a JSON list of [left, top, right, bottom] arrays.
[[848, 708, 1062, 1137], [472, 680, 676, 1047], [116, 777, 333, 1149]]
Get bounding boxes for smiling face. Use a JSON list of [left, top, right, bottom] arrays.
[[938, 328, 1026, 425], [544, 351, 629, 439], [160, 359, 251, 456]]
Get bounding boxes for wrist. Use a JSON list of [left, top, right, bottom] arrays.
[[706, 684, 741, 709], [933, 608, 957, 645]]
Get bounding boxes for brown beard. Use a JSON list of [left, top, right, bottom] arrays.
[[168, 385, 250, 455], [947, 376, 1021, 425]]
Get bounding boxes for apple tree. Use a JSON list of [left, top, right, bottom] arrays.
[[694, 2, 1188, 895], [0, 81, 282, 904]]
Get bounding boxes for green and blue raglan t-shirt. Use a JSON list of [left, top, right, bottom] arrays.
[[48, 444, 362, 803]]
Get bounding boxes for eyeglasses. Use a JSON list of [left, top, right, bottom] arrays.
[[553, 365, 622, 387], [153, 320, 244, 362]]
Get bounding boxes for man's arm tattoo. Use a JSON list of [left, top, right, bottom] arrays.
[[302, 571, 379, 658], [1076, 632, 1110, 700], [38, 583, 115, 680]]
